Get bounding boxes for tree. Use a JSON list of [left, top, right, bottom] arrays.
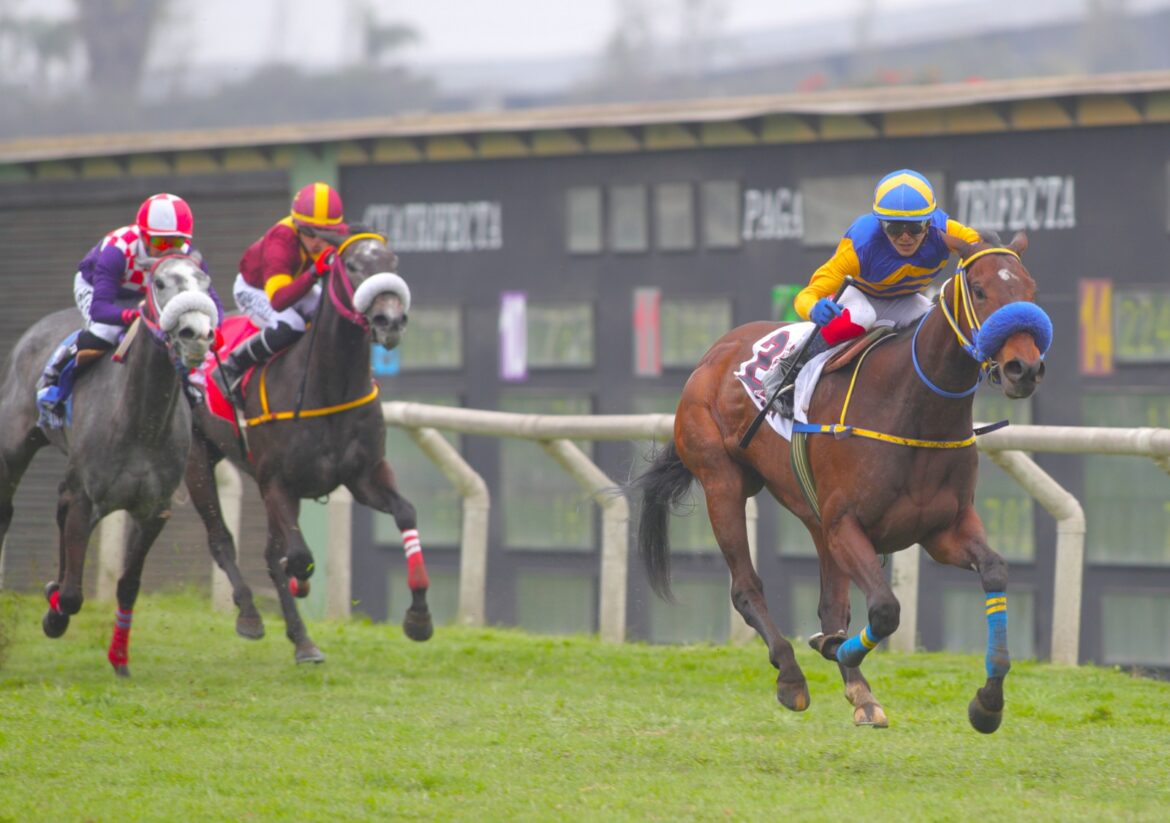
[[73, 0, 163, 96]]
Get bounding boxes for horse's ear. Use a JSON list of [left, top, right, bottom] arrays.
[[387, 250, 399, 272], [1008, 231, 1029, 255], [944, 232, 977, 260]]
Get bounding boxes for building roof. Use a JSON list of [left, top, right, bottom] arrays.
[[3, 70, 1170, 167]]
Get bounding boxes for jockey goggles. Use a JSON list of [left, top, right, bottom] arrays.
[[147, 234, 186, 250], [881, 219, 929, 238]]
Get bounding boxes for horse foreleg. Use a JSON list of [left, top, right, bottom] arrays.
[[185, 438, 264, 639], [44, 484, 95, 639], [826, 515, 900, 669], [260, 482, 323, 663], [808, 538, 888, 728], [347, 458, 433, 642], [923, 506, 1009, 734], [698, 476, 808, 712], [105, 511, 168, 677]]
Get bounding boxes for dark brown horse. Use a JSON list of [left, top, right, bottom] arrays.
[[184, 231, 432, 663], [633, 232, 1050, 732]]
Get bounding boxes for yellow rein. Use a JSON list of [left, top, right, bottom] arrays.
[[804, 246, 1020, 450], [244, 361, 380, 427]]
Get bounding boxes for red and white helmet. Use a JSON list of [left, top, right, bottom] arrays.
[[136, 193, 194, 238]]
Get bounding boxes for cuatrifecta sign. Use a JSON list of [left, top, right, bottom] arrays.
[[361, 201, 503, 252], [953, 176, 1076, 232], [742, 187, 803, 240]]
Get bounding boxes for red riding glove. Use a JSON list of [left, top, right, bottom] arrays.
[[313, 247, 337, 278], [121, 308, 140, 326]]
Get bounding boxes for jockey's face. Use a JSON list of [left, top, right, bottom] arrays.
[[301, 233, 331, 256], [881, 220, 929, 257]]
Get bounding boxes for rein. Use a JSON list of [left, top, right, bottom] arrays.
[[326, 232, 383, 330], [793, 246, 1027, 450]]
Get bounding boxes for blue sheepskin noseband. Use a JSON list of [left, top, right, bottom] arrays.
[[974, 302, 1053, 361]]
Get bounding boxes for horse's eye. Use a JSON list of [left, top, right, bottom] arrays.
[[971, 284, 986, 300]]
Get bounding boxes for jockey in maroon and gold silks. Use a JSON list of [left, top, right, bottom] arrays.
[[214, 182, 348, 404], [238, 216, 330, 312], [794, 210, 982, 321]]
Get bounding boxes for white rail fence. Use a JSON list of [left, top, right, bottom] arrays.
[[91, 407, 1170, 664]]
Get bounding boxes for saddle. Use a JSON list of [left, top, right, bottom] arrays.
[[822, 326, 897, 376]]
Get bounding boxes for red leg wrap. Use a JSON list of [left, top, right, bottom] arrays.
[[48, 589, 62, 613], [407, 552, 429, 591], [108, 626, 130, 668], [820, 309, 867, 346]]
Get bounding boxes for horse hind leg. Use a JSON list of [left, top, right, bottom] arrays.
[[185, 437, 264, 639], [807, 538, 888, 728], [105, 510, 169, 677], [696, 466, 808, 712], [348, 458, 433, 642]]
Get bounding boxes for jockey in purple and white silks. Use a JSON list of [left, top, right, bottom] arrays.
[[37, 193, 226, 418]]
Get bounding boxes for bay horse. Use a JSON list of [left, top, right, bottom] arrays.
[[0, 254, 218, 675], [632, 232, 1051, 732], [185, 230, 432, 663]]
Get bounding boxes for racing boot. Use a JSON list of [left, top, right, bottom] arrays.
[[214, 323, 303, 406]]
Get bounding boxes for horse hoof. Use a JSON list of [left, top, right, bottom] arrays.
[[295, 641, 326, 664], [236, 613, 266, 640], [776, 677, 810, 712], [853, 702, 889, 728], [289, 577, 310, 599], [42, 609, 70, 638], [403, 606, 434, 642], [112, 664, 130, 678], [968, 695, 1003, 734]]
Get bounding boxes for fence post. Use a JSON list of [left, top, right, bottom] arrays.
[[211, 461, 244, 613], [888, 547, 921, 653], [96, 512, 127, 602], [540, 438, 629, 643], [406, 426, 490, 627], [325, 487, 353, 619]]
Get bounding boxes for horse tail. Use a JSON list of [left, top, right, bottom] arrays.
[[628, 441, 694, 602]]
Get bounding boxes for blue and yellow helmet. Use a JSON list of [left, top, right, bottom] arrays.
[[872, 169, 936, 220]]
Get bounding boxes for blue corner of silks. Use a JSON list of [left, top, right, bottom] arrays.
[[975, 302, 1053, 361]]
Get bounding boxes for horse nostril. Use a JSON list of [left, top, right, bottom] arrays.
[[1035, 361, 1046, 382], [1003, 359, 1025, 382], [178, 328, 196, 340]]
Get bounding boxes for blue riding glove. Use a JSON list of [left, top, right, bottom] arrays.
[[810, 297, 844, 326]]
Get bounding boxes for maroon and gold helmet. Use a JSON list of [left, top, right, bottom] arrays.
[[290, 182, 347, 233]]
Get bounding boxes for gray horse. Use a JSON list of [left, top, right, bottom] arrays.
[[0, 254, 218, 675]]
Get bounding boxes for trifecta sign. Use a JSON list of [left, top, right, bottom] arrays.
[[361, 201, 503, 253], [953, 176, 1077, 232]]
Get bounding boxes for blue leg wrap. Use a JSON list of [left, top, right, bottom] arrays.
[[836, 624, 883, 668], [984, 592, 1011, 679]]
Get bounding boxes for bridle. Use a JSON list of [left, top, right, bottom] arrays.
[[910, 246, 1021, 398], [326, 233, 411, 331]]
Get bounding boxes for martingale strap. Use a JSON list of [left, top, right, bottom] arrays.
[[245, 361, 380, 427], [794, 326, 986, 449]]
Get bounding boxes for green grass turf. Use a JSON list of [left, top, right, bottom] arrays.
[[1, 590, 1168, 821]]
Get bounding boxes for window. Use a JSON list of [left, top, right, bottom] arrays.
[[1113, 289, 1170, 363], [941, 587, 1036, 659], [629, 394, 717, 553], [515, 572, 595, 635], [647, 578, 730, 643], [801, 171, 944, 248], [374, 394, 462, 547], [1083, 394, 1170, 565], [527, 302, 594, 368], [610, 184, 648, 253], [660, 297, 732, 368], [655, 182, 695, 251], [500, 393, 594, 549], [397, 306, 462, 371], [701, 180, 741, 249], [566, 186, 602, 254], [1101, 592, 1170, 666], [974, 392, 1034, 561]]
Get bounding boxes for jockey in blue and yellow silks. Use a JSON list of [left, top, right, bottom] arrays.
[[770, 170, 982, 408]]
